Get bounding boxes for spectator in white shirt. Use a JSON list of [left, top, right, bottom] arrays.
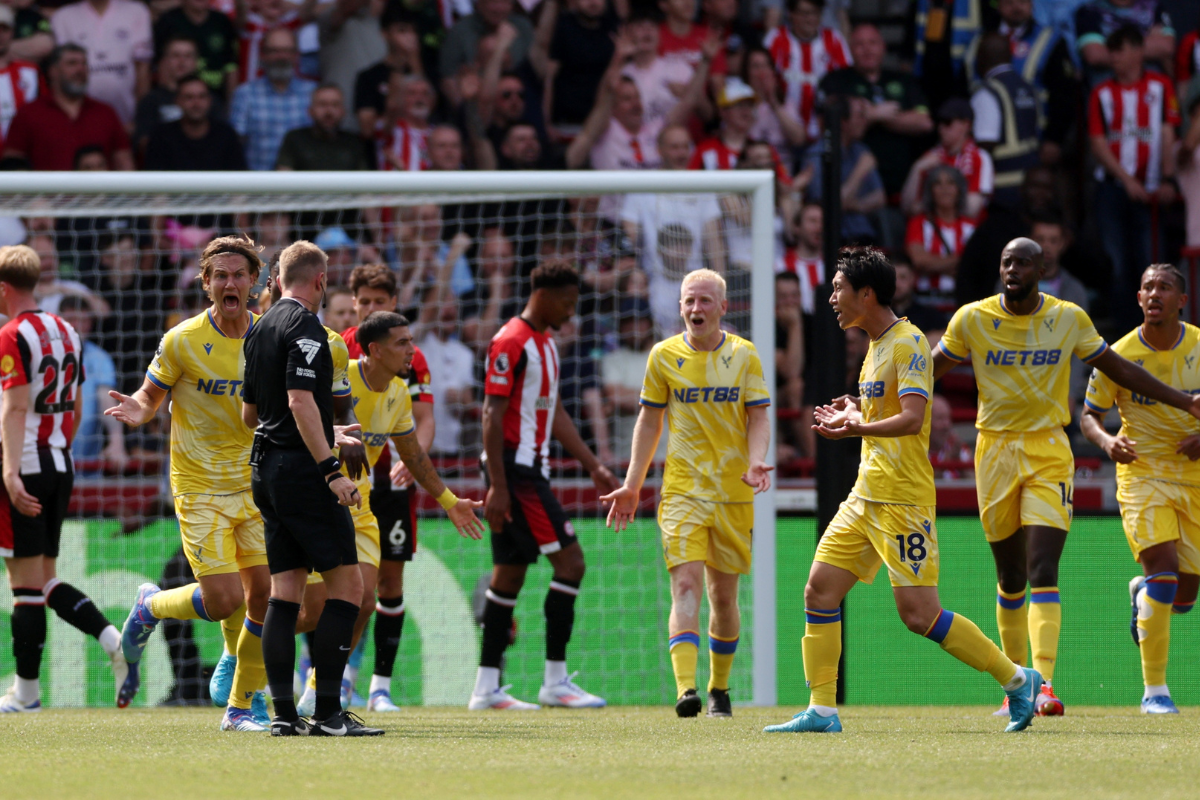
[[51, 0, 152, 125]]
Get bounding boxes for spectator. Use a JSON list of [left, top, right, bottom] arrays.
[[3, 44, 134, 170], [820, 23, 933, 198], [318, 0, 386, 134], [658, 0, 714, 70], [440, 0, 535, 108], [59, 295, 128, 473], [57, 146, 148, 282], [484, 121, 564, 170], [29, 232, 109, 318], [427, 124, 465, 170], [1075, 0, 1175, 79], [544, 0, 617, 135], [690, 77, 788, 179], [471, 21, 538, 154], [4, 0, 53, 64], [93, 229, 169, 388], [1026, 211, 1091, 312], [620, 10, 695, 126], [901, 98, 993, 218], [891, 255, 948, 343], [234, 0, 315, 85], [970, 33, 1041, 210], [553, 311, 613, 464], [567, 27, 714, 171], [52, 0, 153, 126], [462, 227, 520, 354], [276, 83, 368, 170], [323, 284, 356, 334], [702, 0, 756, 83], [905, 164, 976, 301], [743, 46, 806, 174], [774, 271, 804, 459], [353, 2, 423, 136], [1179, 25, 1199, 101], [762, 0, 851, 146], [967, 0, 1077, 165], [801, 96, 884, 243], [912, 0, 975, 114], [600, 296, 660, 460], [1180, 75, 1200, 248], [621, 130, 725, 334], [0, 8, 40, 148], [376, 72, 435, 170], [929, 393, 972, 478], [152, 0, 239, 102], [418, 295, 477, 456], [145, 74, 246, 171], [135, 36, 217, 157], [229, 27, 315, 171], [1088, 24, 1178, 330], [776, 201, 824, 315], [314, 226, 358, 286]]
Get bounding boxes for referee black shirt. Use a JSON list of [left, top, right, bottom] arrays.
[[243, 296, 335, 450]]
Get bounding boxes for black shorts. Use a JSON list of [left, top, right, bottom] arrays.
[[485, 458, 576, 566], [373, 486, 417, 562], [0, 464, 73, 559], [252, 448, 357, 575]]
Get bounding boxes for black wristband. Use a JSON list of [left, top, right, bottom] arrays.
[[318, 456, 341, 476], [327, 472, 347, 485]]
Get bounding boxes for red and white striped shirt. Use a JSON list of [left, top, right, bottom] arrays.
[[1176, 31, 1199, 85], [0, 311, 85, 474], [235, 10, 304, 83], [377, 119, 429, 172], [484, 317, 560, 476], [688, 136, 792, 181], [762, 25, 850, 142], [0, 61, 41, 146], [905, 214, 977, 295], [775, 249, 824, 314], [923, 140, 995, 196], [1088, 72, 1180, 191]]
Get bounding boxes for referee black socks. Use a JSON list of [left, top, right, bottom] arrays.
[[263, 597, 301, 721], [312, 598, 359, 720]]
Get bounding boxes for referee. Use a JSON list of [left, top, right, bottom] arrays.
[[242, 241, 382, 737]]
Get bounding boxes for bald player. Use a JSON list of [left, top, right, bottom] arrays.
[[932, 238, 1200, 716]]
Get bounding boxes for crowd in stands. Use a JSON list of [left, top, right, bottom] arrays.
[[1, 0, 1199, 478]]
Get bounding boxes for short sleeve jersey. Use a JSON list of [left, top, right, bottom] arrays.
[[639, 332, 770, 503], [243, 297, 335, 449], [938, 293, 1109, 432], [327, 326, 351, 400], [1086, 323, 1200, 485], [341, 327, 434, 404], [147, 309, 256, 496], [484, 317, 560, 472], [851, 319, 935, 507], [345, 358, 414, 493]]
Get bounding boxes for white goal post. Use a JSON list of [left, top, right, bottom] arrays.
[[0, 170, 779, 706]]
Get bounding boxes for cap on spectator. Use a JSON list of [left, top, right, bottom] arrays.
[[315, 226, 355, 251], [0, 6, 14, 27], [618, 297, 651, 321], [717, 77, 757, 109], [937, 97, 973, 123]]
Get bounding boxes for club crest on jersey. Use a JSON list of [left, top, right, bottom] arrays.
[[1187, 356, 1195, 370], [387, 396, 396, 410], [992, 319, 1001, 330], [203, 343, 213, 355], [720, 355, 732, 368], [494, 352, 510, 374], [1044, 318, 1055, 333]]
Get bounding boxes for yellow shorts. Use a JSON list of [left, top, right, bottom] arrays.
[[175, 492, 266, 578], [350, 490, 381, 569], [816, 495, 939, 587], [975, 429, 1073, 541], [658, 494, 753, 575], [1117, 478, 1200, 575]]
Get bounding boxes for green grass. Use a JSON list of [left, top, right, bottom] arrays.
[[2, 706, 1198, 799]]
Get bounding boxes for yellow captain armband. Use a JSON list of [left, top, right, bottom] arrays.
[[436, 487, 458, 511]]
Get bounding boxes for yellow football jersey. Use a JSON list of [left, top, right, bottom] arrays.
[[147, 309, 257, 496], [852, 318, 936, 507], [640, 331, 770, 504], [327, 326, 351, 399], [938, 293, 1108, 432], [345, 359, 415, 477], [1086, 323, 1200, 484]]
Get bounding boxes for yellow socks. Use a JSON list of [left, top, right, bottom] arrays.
[[707, 634, 738, 692], [1136, 574, 1178, 689], [148, 584, 212, 622], [228, 615, 266, 710], [996, 586, 1028, 667], [668, 631, 699, 698], [1029, 587, 1062, 682], [219, 604, 245, 657], [925, 609, 1020, 687], [802, 608, 841, 708]]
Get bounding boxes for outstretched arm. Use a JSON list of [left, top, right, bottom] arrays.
[[601, 403, 665, 531], [105, 377, 169, 427], [393, 429, 484, 539], [1091, 349, 1200, 417]]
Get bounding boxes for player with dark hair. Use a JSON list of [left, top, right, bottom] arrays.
[[932, 238, 1200, 717], [766, 247, 1041, 734], [1082, 264, 1200, 713], [470, 260, 621, 710], [0, 244, 135, 713], [109, 234, 274, 729], [337, 263, 437, 712]]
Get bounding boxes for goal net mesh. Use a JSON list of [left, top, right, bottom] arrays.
[[0, 184, 769, 708]]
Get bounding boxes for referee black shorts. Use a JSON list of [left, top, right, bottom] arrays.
[[373, 486, 417, 562], [252, 448, 357, 575]]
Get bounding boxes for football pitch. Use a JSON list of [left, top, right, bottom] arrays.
[[3, 706, 1197, 799]]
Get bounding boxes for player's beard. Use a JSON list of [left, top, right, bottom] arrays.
[[1003, 280, 1036, 305]]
